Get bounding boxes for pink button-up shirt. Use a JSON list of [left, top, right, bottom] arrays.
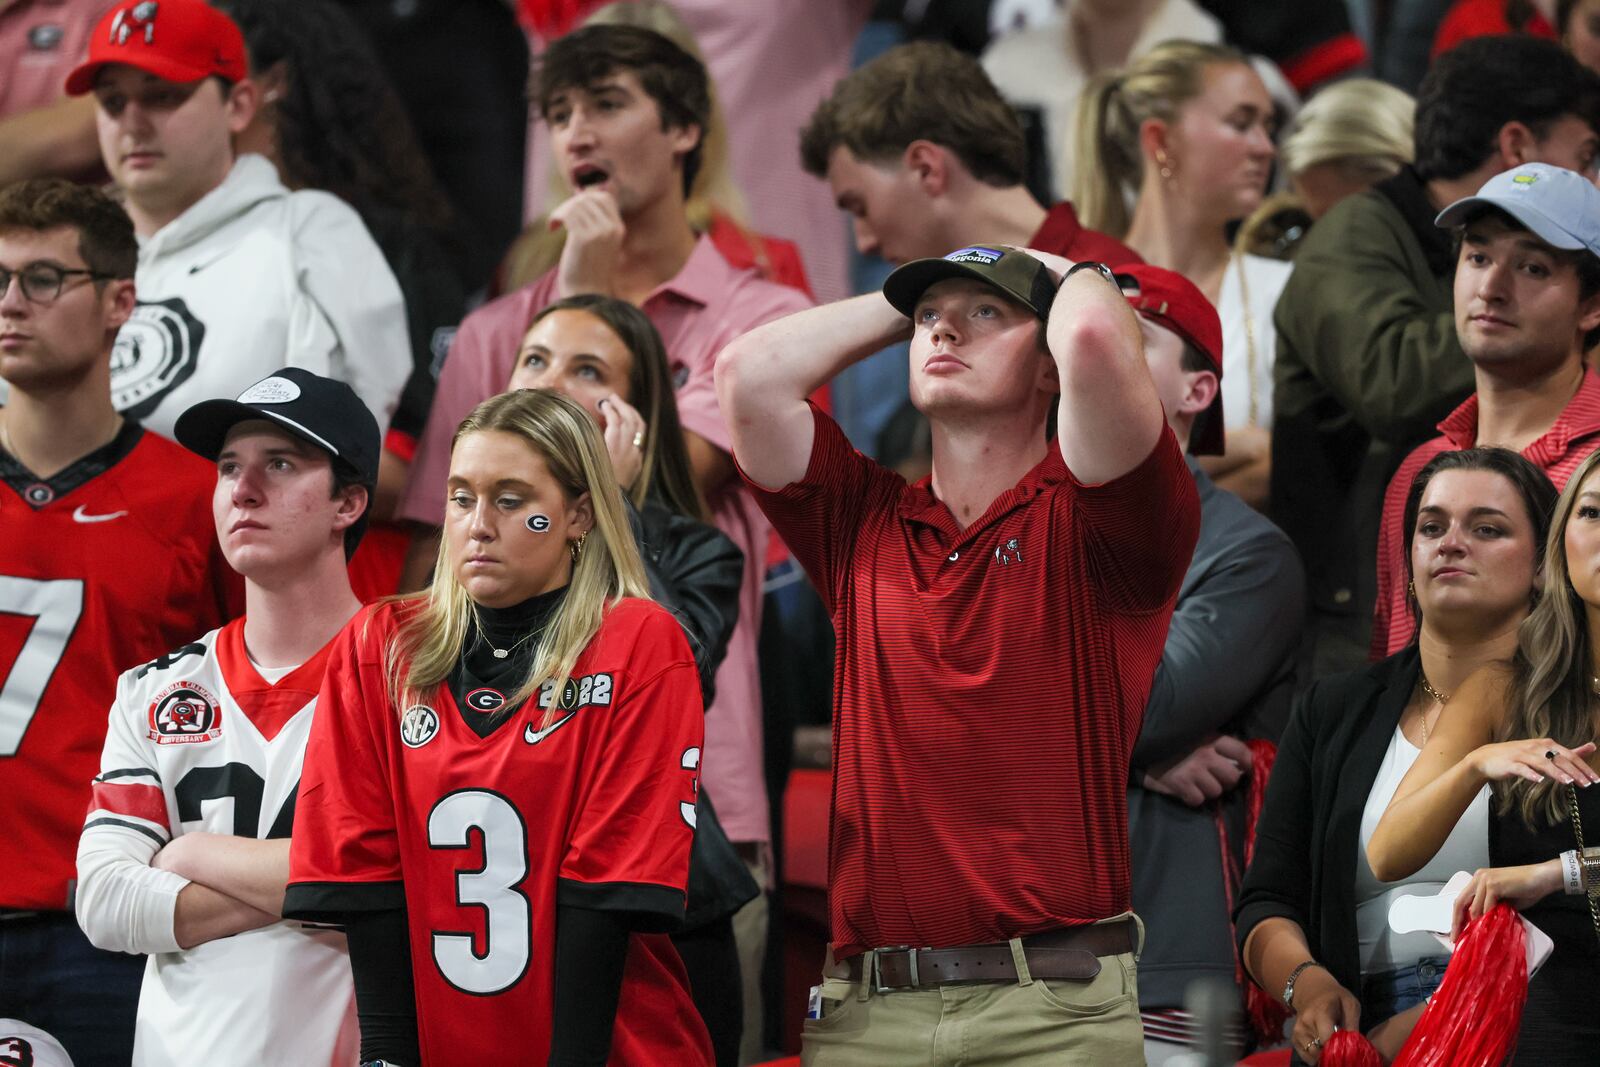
[[401, 236, 812, 844], [0, 0, 116, 118]]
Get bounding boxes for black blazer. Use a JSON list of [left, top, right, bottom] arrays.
[[1233, 646, 1421, 997]]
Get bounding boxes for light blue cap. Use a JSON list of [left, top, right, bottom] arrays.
[[1435, 163, 1600, 257]]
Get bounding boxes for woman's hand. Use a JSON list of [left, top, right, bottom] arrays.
[[1290, 968, 1361, 1065], [1470, 738, 1598, 786], [1451, 862, 1562, 941], [597, 393, 647, 492]]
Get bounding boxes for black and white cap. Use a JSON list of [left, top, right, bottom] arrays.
[[174, 368, 380, 491]]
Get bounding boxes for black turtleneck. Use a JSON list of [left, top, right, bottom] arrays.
[[448, 585, 566, 739]]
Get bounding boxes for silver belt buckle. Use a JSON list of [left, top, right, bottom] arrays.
[[874, 945, 920, 992]]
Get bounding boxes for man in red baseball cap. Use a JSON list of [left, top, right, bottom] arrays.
[[43, 0, 406, 451], [1115, 263, 1306, 1065]]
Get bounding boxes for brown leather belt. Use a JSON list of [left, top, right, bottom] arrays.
[[843, 920, 1135, 990]]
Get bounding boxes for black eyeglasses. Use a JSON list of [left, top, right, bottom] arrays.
[[0, 263, 117, 304]]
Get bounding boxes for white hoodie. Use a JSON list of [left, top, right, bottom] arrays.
[[105, 154, 409, 439]]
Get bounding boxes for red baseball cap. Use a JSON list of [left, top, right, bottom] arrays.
[[1114, 263, 1226, 456], [65, 0, 248, 97]]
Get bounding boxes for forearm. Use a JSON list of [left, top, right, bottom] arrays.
[[0, 97, 101, 183], [1242, 916, 1324, 1005], [346, 906, 421, 1066], [75, 837, 190, 955], [549, 904, 631, 1066], [1366, 758, 1486, 882], [158, 833, 291, 916], [172, 881, 279, 950], [717, 292, 908, 407]]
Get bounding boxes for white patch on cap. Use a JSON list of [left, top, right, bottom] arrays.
[[237, 376, 300, 404], [945, 246, 1003, 265]]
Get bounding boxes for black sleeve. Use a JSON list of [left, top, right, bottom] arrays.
[[636, 505, 744, 703], [548, 903, 631, 1067], [344, 906, 421, 1066]]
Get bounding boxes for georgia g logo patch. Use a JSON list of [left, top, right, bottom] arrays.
[[401, 704, 440, 748], [147, 681, 223, 744]]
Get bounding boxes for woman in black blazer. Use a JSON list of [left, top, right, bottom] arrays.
[[1234, 448, 1556, 1064]]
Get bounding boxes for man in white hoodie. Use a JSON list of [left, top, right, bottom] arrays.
[[56, 0, 407, 441]]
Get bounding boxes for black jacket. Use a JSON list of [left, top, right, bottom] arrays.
[[1233, 647, 1422, 998], [630, 497, 758, 928]]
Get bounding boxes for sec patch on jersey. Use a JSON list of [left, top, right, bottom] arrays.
[[147, 680, 223, 744]]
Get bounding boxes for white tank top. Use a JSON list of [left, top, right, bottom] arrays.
[[1354, 723, 1492, 971]]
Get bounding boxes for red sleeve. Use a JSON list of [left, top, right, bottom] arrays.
[[284, 611, 405, 919], [1066, 426, 1200, 615], [556, 609, 703, 926], [736, 403, 900, 611], [1372, 444, 1434, 660]]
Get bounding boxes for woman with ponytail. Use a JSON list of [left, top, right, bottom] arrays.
[[1369, 445, 1600, 1065], [284, 389, 714, 1066], [1237, 448, 1556, 1064], [1073, 40, 1287, 508]]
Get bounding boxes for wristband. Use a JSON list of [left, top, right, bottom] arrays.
[[1282, 959, 1323, 1009], [1563, 849, 1584, 895], [1062, 260, 1120, 290]]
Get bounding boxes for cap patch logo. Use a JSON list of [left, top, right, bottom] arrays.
[[147, 681, 222, 744], [110, 1, 158, 45], [1511, 173, 1540, 186], [237, 376, 301, 404], [945, 246, 1003, 266], [401, 704, 440, 748]]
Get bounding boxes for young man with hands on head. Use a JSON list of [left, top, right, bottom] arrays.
[[74, 368, 378, 1066], [716, 246, 1199, 1065]]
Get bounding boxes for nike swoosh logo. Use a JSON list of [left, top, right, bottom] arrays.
[[72, 505, 128, 523], [523, 712, 576, 745]]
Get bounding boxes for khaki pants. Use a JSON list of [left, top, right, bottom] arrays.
[[733, 850, 770, 1065], [801, 916, 1146, 1067]]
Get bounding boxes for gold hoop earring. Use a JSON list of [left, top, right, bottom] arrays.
[[569, 531, 588, 563]]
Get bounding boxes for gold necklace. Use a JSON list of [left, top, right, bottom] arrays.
[[1418, 674, 1449, 747]]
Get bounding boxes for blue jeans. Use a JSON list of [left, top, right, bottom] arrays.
[[0, 911, 143, 1067], [1359, 954, 1448, 1029]]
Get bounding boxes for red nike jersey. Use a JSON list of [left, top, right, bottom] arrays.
[[0, 425, 240, 910], [286, 597, 712, 1067]]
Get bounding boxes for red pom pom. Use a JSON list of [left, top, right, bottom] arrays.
[[1391, 903, 1526, 1067], [1321, 1029, 1384, 1067]]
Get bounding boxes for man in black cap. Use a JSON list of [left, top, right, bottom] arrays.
[[716, 249, 1199, 1065], [74, 367, 376, 1066]]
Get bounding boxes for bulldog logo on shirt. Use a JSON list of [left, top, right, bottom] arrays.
[[110, 298, 205, 421], [148, 681, 223, 744]]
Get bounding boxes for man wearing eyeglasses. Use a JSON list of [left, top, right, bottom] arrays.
[[43, 0, 407, 447], [0, 177, 238, 1067]]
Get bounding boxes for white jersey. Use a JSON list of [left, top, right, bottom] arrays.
[[0, 1019, 74, 1067], [78, 619, 356, 1067], [3, 153, 409, 441]]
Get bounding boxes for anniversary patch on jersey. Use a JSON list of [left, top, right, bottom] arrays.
[[401, 704, 440, 748], [147, 681, 223, 744], [110, 298, 206, 421], [464, 688, 505, 712]]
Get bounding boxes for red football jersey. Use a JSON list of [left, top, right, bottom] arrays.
[[285, 597, 712, 1067], [0, 425, 240, 910]]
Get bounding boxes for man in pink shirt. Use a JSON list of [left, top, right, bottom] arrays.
[[397, 25, 811, 1058]]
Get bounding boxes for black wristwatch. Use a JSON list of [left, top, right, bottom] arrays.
[[1062, 260, 1120, 289]]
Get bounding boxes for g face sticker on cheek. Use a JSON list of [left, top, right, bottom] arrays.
[[526, 514, 552, 533]]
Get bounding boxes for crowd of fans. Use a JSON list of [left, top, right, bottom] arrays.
[[4, 1, 1600, 1065]]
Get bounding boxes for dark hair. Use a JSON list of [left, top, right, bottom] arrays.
[[524, 294, 707, 523], [1414, 35, 1600, 182], [800, 41, 1026, 187], [212, 0, 455, 237], [1400, 447, 1558, 637], [0, 178, 137, 279], [535, 25, 709, 199], [1559, 0, 1589, 35]]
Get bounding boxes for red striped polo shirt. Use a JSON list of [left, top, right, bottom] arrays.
[[744, 406, 1198, 955], [1372, 367, 1600, 658]]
